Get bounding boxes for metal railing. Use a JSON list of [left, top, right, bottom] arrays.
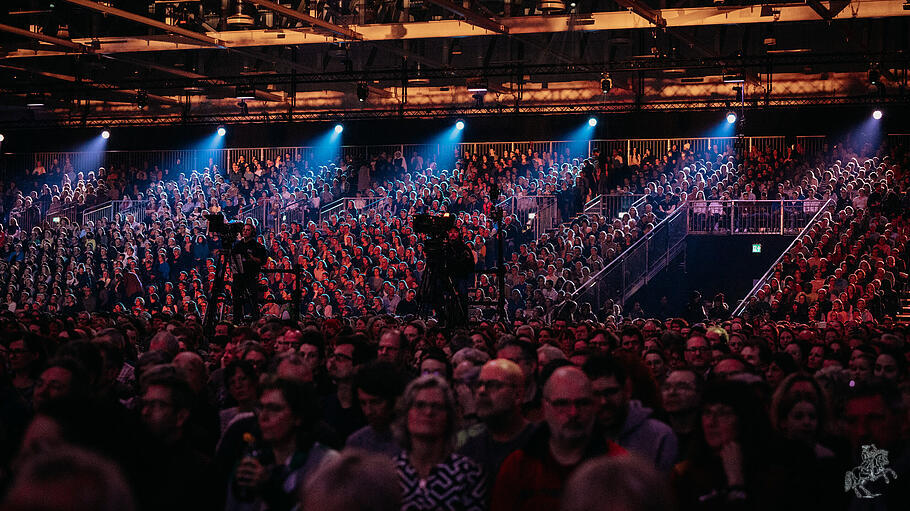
[[2, 135, 840, 179], [732, 198, 835, 316], [49, 202, 81, 225], [686, 200, 827, 235], [82, 199, 148, 226], [572, 202, 689, 313], [583, 193, 647, 221], [497, 195, 558, 240], [318, 196, 393, 225]]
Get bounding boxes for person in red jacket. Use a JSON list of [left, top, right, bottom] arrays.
[[490, 365, 625, 511]]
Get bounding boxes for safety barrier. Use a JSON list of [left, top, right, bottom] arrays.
[[686, 199, 827, 235], [81, 199, 148, 226]]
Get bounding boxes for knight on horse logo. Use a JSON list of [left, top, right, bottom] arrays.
[[844, 444, 898, 499]]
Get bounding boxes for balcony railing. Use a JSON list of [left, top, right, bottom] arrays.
[[82, 199, 148, 226], [583, 193, 647, 221], [686, 199, 827, 235], [572, 202, 689, 315]]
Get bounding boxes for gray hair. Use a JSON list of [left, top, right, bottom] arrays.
[[394, 374, 459, 451], [451, 347, 490, 367]]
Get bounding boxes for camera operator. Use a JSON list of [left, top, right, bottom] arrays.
[[231, 223, 268, 321], [445, 225, 474, 321]]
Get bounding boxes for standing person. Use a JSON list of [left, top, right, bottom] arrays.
[[231, 223, 267, 321], [394, 375, 487, 511]]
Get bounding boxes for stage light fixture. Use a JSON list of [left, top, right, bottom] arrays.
[[334, 124, 344, 134], [356, 83, 368, 102], [237, 100, 249, 116], [873, 110, 883, 120], [0, 134, 4, 142], [455, 120, 465, 130], [217, 126, 227, 137], [101, 129, 111, 139], [588, 117, 598, 127], [726, 111, 737, 124], [600, 74, 612, 93]]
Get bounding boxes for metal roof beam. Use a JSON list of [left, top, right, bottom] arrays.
[[6, 2, 909, 57], [62, 0, 223, 47], [0, 22, 88, 52], [423, 0, 509, 34], [615, 0, 666, 27], [0, 63, 181, 105], [241, 0, 362, 40]]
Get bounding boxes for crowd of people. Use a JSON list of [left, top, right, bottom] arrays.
[[0, 139, 746, 324], [1, 297, 908, 510], [0, 134, 908, 511]]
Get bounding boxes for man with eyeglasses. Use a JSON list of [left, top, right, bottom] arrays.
[[491, 366, 624, 511], [583, 355, 677, 472], [458, 359, 536, 488], [324, 337, 367, 442], [661, 368, 703, 463], [684, 333, 713, 377]]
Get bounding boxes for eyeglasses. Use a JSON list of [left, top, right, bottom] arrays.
[[330, 352, 353, 362], [546, 398, 595, 412], [662, 382, 696, 392], [702, 405, 736, 421], [476, 380, 513, 392], [412, 401, 447, 413]]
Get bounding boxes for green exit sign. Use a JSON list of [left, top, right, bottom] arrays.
[[752, 244, 762, 253]]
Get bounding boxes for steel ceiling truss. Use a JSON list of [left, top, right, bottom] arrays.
[[3, 52, 903, 94], [9, 94, 906, 129]]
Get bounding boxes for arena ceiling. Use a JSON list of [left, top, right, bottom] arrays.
[[1, 0, 909, 126]]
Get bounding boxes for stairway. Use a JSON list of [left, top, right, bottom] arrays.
[[897, 293, 910, 326]]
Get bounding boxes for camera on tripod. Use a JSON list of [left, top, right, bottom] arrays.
[[413, 213, 456, 237], [205, 213, 245, 237]]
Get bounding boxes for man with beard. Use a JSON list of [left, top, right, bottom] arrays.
[[583, 355, 677, 472], [490, 366, 625, 511], [458, 359, 536, 487]]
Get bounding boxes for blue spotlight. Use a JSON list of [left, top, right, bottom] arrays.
[[217, 126, 227, 137], [334, 124, 344, 134], [872, 110, 883, 120], [588, 117, 597, 127], [725, 111, 737, 124], [101, 129, 111, 139], [455, 120, 465, 130]]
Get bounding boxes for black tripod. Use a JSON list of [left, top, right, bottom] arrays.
[[202, 242, 232, 343], [416, 240, 467, 327]]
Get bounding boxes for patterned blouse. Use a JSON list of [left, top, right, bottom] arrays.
[[394, 451, 487, 511]]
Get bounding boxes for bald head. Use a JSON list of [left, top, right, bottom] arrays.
[[482, 359, 524, 386], [475, 359, 525, 421], [544, 366, 591, 400]]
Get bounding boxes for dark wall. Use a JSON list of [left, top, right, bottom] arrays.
[[630, 234, 795, 316], [1, 104, 908, 152]]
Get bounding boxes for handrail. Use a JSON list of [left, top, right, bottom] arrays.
[[731, 198, 834, 316], [572, 200, 689, 300]]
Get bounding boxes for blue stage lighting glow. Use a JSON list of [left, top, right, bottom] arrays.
[[588, 117, 597, 127], [872, 110, 883, 120], [726, 112, 737, 124], [101, 129, 111, 139], [217, 127, 227, 137], [334, 124, 344, 134], [455, 120, 465, 130]]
